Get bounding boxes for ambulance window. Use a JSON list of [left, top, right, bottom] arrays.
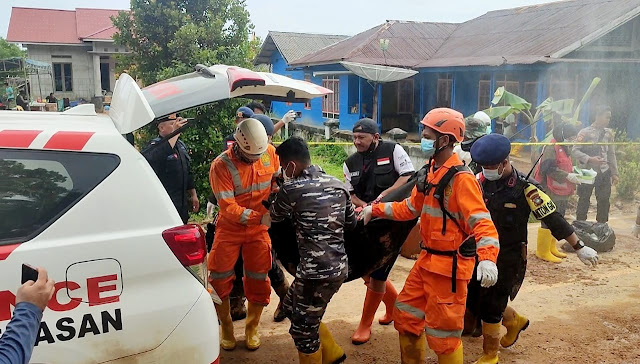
[[0, 149, 120, 245]]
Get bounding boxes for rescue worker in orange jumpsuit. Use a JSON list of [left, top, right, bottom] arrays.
[[361, 108, 500, 364], [208, 118, 279, 351]]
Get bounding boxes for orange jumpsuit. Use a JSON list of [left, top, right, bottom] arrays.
[[372, 153, 499, 355], [208, 144, 280, 305]]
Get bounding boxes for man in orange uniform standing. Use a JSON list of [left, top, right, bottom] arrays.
[[208, 118, 279, 351], [361, 108, 500, 364]]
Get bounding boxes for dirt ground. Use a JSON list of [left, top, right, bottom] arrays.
[[219, 205, 640, 364]]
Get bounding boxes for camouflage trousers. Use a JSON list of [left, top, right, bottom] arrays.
[[283, 277, 344, 353]]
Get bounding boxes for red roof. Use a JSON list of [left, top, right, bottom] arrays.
[[6, 7, 126, 44]]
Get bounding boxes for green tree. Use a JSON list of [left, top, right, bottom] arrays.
[[0, 38, 26, 59], [112, 0, 260, 210], [112, 0, 257, 85]]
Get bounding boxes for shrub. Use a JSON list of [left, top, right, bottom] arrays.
[[614, 133, 640, 200]]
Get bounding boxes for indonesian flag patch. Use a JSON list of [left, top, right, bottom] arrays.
[[377, 157, 390, 166]]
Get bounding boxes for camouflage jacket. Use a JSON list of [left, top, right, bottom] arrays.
[[270, 165, 357, 280], [572, 126, 618, 175]]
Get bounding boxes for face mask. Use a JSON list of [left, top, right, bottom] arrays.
[[482, 163, 504, 181], [283, 162, 296, 182], [421, 138, 435, 157]]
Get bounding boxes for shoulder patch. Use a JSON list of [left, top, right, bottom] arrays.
[[444, 185, 452, 197], [261, 153, 271, 166], [524, 184, 556, 219]]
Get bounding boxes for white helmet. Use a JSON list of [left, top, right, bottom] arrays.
[[472, 111, 492, 126], [234, 118, 268, 155]]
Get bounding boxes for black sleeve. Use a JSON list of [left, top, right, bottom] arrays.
[[541, 211, 574, 240], [142, 140, 173, 173], [186, 171, 195, 190]]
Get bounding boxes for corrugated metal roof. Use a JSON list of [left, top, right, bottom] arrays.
[[6, 7, 125, 44], [7, 8, 82, 44], [291, 21, 458, 68], [75, 8, 121, 39], [292, 0, 640, 69], [419, 0, 640, 67], [254, 31, 348, 65]]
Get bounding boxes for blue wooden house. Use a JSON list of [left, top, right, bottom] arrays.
[[254, 31, 348, 123], [257, 0, 640, 140]]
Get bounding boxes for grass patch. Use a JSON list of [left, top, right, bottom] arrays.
[[309, 144, 347, 181]]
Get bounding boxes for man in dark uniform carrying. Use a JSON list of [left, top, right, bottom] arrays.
[[143, 114, 199, 223], [342, 118, 415, 344], [467, 134, 599, 364]]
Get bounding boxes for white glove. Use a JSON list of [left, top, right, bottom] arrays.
[[566, 173, 582, 185], [576, 245, 598, 267], [359, 205, 373, 225], [632, 224, 640, 238], [476, 260, 498, 288], [261, 213, 272, 228], [282, 110, 296, 124]]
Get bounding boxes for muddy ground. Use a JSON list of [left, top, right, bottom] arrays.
[[219, 205, 640, 364]]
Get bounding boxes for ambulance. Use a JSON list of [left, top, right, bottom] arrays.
[[0, 65, 330, 363]]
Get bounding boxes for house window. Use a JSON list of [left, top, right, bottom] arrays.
[[304, 74, 311, 110], [496, 80, 519, 96], [478, 79, 491, 111], [549, 75, 577, 101], [322, 76, 339, 119], [397, 78, 414, 114], [53, 63, 73, 92], [436, 74, 452, 108]]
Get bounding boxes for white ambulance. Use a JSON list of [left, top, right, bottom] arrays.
[[0, 65, 330, 363]]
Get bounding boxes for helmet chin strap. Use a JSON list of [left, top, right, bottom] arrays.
[[433, 134, 449, 157], [233, 143, 256, 164]]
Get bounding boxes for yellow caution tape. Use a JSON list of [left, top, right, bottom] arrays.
[[275, 141, 640, 146]]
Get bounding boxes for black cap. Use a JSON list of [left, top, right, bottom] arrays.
[[353, 118, 379, 134]]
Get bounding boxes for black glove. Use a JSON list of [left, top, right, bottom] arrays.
[[416, 165, 429, 193]]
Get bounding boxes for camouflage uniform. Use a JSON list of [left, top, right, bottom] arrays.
[[270, 165, 357, 354], [572, 126, 618, 223]]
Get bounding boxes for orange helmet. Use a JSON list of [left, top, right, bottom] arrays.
[[420, 108, 465, 143]]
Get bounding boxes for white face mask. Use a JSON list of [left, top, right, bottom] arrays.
[[482, 162, 505, 181], [283, 162, 296, 182]]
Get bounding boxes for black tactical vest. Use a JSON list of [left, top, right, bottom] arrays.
[[345, 141, 399, 203]]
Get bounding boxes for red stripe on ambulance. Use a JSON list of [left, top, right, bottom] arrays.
[[0, 130, 43, 148], [0, 244, 20, 261], [43, 131, 95, 150]]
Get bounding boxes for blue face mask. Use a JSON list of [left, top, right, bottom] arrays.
[[421, 138, 435, 157]]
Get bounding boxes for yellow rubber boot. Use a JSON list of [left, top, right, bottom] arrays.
[[474, 322, 500, 364], [399, 332, 427, 364], [437, 343, 463, 364], [299, 347, 323, 364], [549, 236, 567, 258], [501, 306, 529, 348], [319, 322, 346, 364], [215, 298, 237, 351], [535, 228, 562, 263], [245, 301, 264, 350]]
